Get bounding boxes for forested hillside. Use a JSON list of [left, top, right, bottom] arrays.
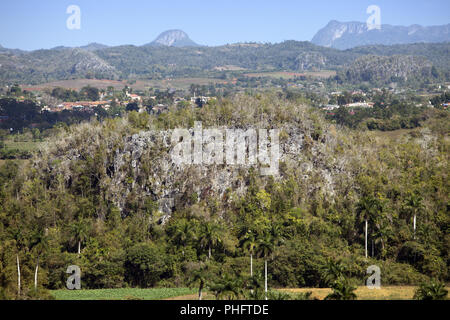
[[337, 55, 438, 85], [346, 42, 450, 70], [0, 93, 448, 299], [1, 41, 449, 85]]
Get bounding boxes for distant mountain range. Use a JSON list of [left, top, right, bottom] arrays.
[[1, 27, 449, 85], [0, 44, 24, 55], [3, 22, 449, 53], [51, 43, 110, 52], [312, 20, 450, 49], [0, 30, 200, 54]]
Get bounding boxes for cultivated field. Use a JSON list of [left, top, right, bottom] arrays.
[[23, 79, 131, 91], [22, 77, 228, 92], [4, 140, 41, 152], [51, 288, 196, 300], [50, 286, 450, 300], [21, 70, 336, 93]]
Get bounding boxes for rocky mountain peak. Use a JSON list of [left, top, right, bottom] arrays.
[[146, 29, 200, 47]]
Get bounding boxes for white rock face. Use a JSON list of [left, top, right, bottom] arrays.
[[154, 30, 188, 46], [150, 30, 199, 47], [33, 112, 350, 222], [312, 20, 450, 49]]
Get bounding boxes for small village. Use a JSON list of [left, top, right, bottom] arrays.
[[1, 83, 217, 116]]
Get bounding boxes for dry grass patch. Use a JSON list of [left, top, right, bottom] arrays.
[[280, 286, 450, 300]]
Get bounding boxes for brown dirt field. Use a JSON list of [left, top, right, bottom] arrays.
[[281, 286, 450, 300], [23, 79, 130, 91], [244, 70, 336, 79]]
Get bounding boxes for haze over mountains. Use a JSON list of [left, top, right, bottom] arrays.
[[311, 20, 450, 49]]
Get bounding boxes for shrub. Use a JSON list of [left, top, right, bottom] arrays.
[[125, 243, 168, 287], [413, 280, 448, 300]]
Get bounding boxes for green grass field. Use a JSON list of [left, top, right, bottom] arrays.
[[50, 288, 196, 300], [244, 70, 337, 79], [4, 140, 41, 152], [23, 77, 228, 92]]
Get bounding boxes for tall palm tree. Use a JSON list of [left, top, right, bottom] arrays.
[[70, 218, 89, 255], [256, 233, 274, 300], [171, 219, 195, 255], [371, 221, 393, 259], [30, 229, 49, 290], [16, 253, 20, 297], [199, 222, 223, 260], [11, 230, 26, 297], [239, 231, 257, 276], [405, 193, 424, 240], [269, 223, 285, 249], [188, 264, 210, 300], [356, 195, 381, 258]]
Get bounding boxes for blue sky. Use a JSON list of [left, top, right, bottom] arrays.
[[0, 0, 449, 50]]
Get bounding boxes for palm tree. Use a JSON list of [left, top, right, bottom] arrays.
[[210, 274, 243, 300], [414, 280, 448, 300], [70, 218, 89, 255], [321, 258, 346, 285], [269, 223, 284, 247], [239, 231, 257, 277], [371, 222, 393, 259], [11, 231, 26, 297], [325, 278, 357, 300], [16, 253, 20, 297], [356, 195, 381, 258], [199, 222, 222, 260], [245, 273, 265, 300], [256, 233, 274, 300], [171, 219, 195, 256], [405, 193, 424, 240], [30, 229, 49, 290], [188, 265, 210, 300]]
